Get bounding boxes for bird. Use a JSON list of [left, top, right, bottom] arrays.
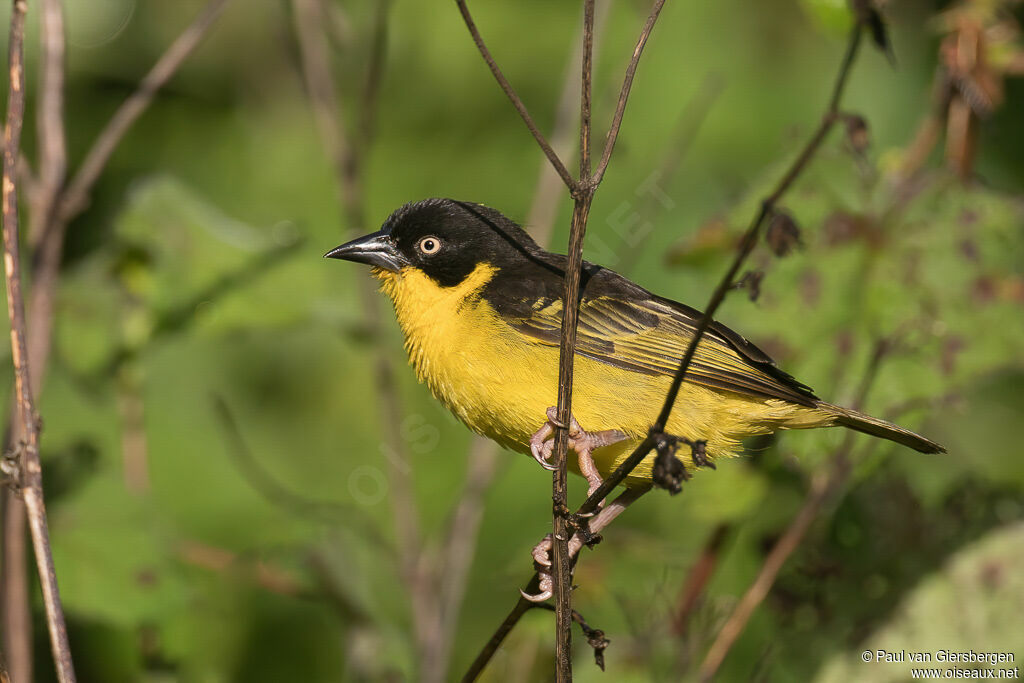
[[325, 198, 944, 496]]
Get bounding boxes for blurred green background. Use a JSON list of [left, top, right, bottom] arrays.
[[1, 0, 1022, 681]]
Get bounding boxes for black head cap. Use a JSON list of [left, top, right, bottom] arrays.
[[327, 198, 543, 287]]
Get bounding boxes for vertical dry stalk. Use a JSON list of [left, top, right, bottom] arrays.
[[2, 1, 232, 679], [526, 0, 613, 246], [548, 0, 599, 671], [456, 1, 668, 677], [290, 0, 448, 673], [1, 1, 77, 681]]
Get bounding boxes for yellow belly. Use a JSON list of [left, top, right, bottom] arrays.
[[376, 265, 833, 487]]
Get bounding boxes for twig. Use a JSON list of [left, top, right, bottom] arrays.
[[290, 0, 438, 671], [589, 0, 667, 188], [292, 0, 358, 213], [439, 12, 614, 670], [461, 486, 650, 681], [28, 0, 66, 249], [548, 3, 599, 676], [671, 522, 730, 635], [534, 604, 610, 671], [527, 0, 613, 246], [460, 595, 537, 683], [456, 1, 669, 676], [1, 1, 76, 680], [454, 0, 576, 192], [429, 437, 501, 683], [2, 5, 234, 676], [1, 492, 31, 683], [58, 0, 231, 222], [697, 338, 890, 681], [1, 6, 63, 677], [211, 395, 390, 550], [577, 21, 864, 517]]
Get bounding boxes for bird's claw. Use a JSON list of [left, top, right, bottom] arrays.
[[528, 407, 628, 499], [529, 422, 558, 471], [522, 534, 554, 602]]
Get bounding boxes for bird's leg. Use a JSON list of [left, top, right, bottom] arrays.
[[521, 485, 650, 603], [529, 406, 627, 498]]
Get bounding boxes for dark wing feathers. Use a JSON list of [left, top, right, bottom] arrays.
[[496, 266, 818, 408]]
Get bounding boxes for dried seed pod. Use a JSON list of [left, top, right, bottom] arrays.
[[843, 113, 870, 154], [733, 270, 765, 302], [765, 210, 802, 257]]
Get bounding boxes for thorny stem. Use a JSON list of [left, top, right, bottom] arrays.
[[1, 1, 76, 680]]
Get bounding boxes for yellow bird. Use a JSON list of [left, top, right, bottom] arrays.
[[326, 198, 944, 494]]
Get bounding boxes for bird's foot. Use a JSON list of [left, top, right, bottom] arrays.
[[520, 486, 649, 603], [528, 407, 627, 499], [521, 534, 555, 602]]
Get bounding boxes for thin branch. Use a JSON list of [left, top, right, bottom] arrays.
[[1, 491, 31, 683], [211, 395, 391, 551], [440, 11, 617, 668], [454, 0, 577, 192], [457, 1, 670, 676], [1, 0, 76, 679], [460, 595, 537, 683], [549, 1, 599, 674], [1, 2, 65, 677], [292, 0, 358, 214], [461, 486, 650, 682], [671, 522, 730, 635], [29, 0, 66, 249], [291, 0, 439, 671], [697, 338, 890, 681], [58, 0, 231, 222], [589, 0, 667, 187], [526, 0, 613, 245], [578, 21, 864, 517], [428, 437, 501, 683]]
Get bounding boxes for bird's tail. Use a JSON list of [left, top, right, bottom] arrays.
[[819, 402, 946, 454]]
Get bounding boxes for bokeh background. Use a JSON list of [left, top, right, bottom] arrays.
[[0, 0, 1022, 681]]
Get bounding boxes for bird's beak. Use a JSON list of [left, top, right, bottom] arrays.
[[324, 231, 409, 272]]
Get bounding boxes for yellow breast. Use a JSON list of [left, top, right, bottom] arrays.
[[374, 264, 830, 485]]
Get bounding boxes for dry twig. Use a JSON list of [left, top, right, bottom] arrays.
[[697, 338, 891, 681], [577, 21, 864, 517], [1, 3, 233, 679], [455, 1, 668, 676], [1, 1, 76, 680]]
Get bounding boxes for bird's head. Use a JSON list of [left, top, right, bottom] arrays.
[[325, 198, 542, 289]]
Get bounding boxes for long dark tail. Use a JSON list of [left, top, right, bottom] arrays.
[[819, 402, 946, 454]]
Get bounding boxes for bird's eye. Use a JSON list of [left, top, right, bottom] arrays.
[[418, 236, 441, 255]]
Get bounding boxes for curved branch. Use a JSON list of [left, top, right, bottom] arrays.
[[454, 0, 577, 192]]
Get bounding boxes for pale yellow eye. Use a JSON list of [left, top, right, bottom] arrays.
[[418, 236, 441, 255]]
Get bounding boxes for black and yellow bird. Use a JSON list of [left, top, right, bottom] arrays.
[[326, 198, 944, 494]]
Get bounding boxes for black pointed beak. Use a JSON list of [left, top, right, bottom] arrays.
[[324, 230, 409, 272]]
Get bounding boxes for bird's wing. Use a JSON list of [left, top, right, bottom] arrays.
[[506, 292, 819, 407]]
